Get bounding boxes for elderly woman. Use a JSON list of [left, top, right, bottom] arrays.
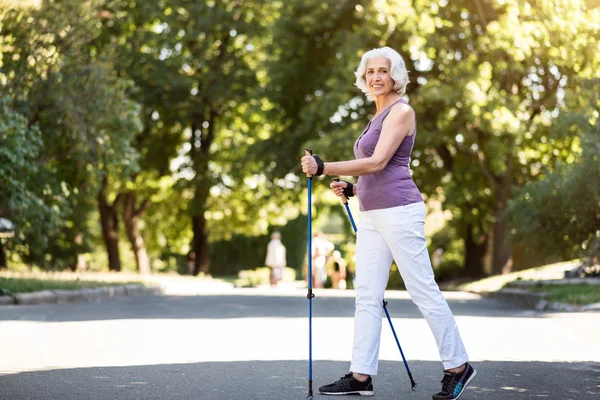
[[301, 47, 476, 400]]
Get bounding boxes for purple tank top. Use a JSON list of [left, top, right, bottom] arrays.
[[353, 99, 424, 211]]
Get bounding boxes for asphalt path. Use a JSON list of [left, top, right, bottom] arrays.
[[1, 288, 599, 399]]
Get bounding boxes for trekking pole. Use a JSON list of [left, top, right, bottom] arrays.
[[332, 178, 417, 390], [383, 300, 416, 389], [305, 149, 316, 400]]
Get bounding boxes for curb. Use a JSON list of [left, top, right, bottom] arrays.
[[474, 288, 600, 312], [511, 277, 600, 286], [0, 284, 162, 306], [477, 288, 546, 309]]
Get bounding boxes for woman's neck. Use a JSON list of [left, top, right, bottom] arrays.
[[374, 93, 402, 115]]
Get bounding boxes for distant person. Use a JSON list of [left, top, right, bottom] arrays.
[[432, 248, 444, 270], [265, 232, 287, 287], [328, 250, 347, 289], [312, 231, 334, 288], [186, 251, 196, 275]]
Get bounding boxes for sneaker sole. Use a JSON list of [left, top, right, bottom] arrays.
[[319, 390, 374, 396], [453, 369, 477, 400]]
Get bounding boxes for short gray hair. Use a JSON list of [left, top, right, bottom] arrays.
[[354, 47, 409, 99]]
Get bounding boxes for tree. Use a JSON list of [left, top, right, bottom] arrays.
[[410, 0, 600, 274], [0, 0, 141, 270], [508, 81, 600, 261], [0, 98, 56, 268]]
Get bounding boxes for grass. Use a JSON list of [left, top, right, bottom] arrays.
[[452, 259, 600, 306], [0, 269, 237, 297], [213, 275, 238, 284], [456, 260, 580, 293], [0, 276, 139, 295], [519, 284, 600, 306]]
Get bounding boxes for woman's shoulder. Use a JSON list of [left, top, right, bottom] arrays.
[[389, 99, 413, 113], [384, 101, 415, 125]]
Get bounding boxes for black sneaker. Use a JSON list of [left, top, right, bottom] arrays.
[[319, 373, 374, 396], [432, 363, 477, 400]]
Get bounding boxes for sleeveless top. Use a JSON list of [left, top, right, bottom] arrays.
[[353, 98, 424, 212]]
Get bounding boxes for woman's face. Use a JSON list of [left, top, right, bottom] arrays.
[[365, 56, 394, 98]]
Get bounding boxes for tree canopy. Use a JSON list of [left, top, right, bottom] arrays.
[[1, 0, 598, 278]]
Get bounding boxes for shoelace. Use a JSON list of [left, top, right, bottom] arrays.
[[340, 373, 354, 382], [332, 373, 355, 390], [440, 372, 457, 393]]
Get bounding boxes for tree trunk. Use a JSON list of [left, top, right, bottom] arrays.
[[491, 204, 512, 275], [189, 106, 216, 276], [98, 177, 122, 271], [122, 191, 151, 275], [491, 176, 512, 275], [463, 224, 488, 277], [0, 239, 6, 269], [192, 208, 210, 276]]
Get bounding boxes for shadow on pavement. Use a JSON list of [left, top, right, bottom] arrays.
[[0, 360, 598, 400], [0, 293, 542, 322]]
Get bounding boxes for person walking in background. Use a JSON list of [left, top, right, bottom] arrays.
[[327, 250, 347, 289], [265, 231, 286, 287], [312, 231, 335, 288], [301, 46, 476, 399]]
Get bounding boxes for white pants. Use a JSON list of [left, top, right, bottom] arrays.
[[350, 202, 468, 375]]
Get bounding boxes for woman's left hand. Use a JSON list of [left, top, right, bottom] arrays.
[[301, 155, 318, 176]]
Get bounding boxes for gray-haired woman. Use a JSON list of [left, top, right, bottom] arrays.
[[300, 47, 477, 400]]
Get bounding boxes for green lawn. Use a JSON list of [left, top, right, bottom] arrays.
[[524, 284, 600, 305], [0, 277, 137, 295], [456, 260, 580, 292], [452, 259, 600, 306]]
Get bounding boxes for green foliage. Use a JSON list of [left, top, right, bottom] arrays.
[[386, 264, 406, 290], [234, 267, 296, 288], [514, 283, 600, 306], [210, 233, 269, 276], [0, 98, 61, 251], [209, 213, 308, 276], [508, 106, 600, 260], [408, 0, 600, 273], [0, 276, 136, 294], [2, 0, 599, 277], [0, 0, 141, 269], [429, 225, 466, 281], [278, 213, 309, 275]]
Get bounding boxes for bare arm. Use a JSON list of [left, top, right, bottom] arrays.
[[301, 103, 415, 176]]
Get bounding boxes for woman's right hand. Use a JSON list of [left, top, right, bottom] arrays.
[[330, 180, 347, 198]]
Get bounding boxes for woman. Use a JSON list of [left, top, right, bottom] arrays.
[[300, 47, 477, 400]]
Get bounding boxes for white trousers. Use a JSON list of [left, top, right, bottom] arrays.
[[350, 202, 468, 375]]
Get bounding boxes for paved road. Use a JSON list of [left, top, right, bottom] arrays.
[[0, 288, 599, 399]]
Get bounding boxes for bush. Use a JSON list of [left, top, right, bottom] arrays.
[[507, 115, 600, 262], [387, 264, 406, 290], [428, 224, 466, 282], [209, 214, 308, 277], [234, 267, 296, 288]]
